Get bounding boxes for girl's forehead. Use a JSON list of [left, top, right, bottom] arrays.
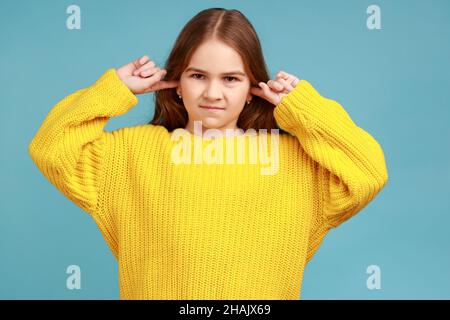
[[188, 42, 245, 67]]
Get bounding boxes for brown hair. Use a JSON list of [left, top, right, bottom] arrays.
[[150, 7, 288, 134]]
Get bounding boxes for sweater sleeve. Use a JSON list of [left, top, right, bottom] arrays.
[[28, 68, 137, 219], [273, 80, 389, 231]]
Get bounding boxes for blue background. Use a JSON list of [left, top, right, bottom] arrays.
[[1, 0, 449, 299]]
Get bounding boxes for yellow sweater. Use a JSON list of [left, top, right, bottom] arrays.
[[28, 69, 388, 300]]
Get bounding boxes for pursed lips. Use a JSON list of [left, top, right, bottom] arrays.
[[200, 105, 225, 110]]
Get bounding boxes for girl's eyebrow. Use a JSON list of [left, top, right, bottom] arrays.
[[185, 67, 246, 77]]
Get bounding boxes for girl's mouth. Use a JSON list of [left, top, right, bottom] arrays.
[[200, 105, 225, 111]]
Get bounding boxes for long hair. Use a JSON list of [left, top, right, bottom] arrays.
[[150, 7, 288, 135]]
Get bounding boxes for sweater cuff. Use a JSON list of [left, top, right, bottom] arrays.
[[89, 68, 139, 116], [273, 79, 324, 133]]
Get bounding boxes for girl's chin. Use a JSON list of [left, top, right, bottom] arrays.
[[190, 119, 236, 132]]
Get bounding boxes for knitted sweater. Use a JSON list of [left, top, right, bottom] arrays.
[[28, 69, 388, 300]]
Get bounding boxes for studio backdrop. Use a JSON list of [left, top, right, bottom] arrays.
[[1, 0, 449, 299]]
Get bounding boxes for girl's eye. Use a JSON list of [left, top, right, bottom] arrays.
[[190, 74, 239, 82], [224, 76, 238, 82], [191, 73, 204, 80]]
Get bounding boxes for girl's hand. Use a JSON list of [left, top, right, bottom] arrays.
[[116, 55, 179, 95], [250, 71, 301, 105]]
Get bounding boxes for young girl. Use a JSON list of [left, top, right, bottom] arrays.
[[28, 8, 388, 300]]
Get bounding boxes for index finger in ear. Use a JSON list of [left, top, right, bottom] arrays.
[[249, 84, 264, 97], [160, 80, 180, 89], [143, 80, 179, 93]]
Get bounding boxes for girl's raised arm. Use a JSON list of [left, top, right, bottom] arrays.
[[28, 55, 176, 215], [271, 79, 389, 263], [28, 69, 138, 215], [28, 56, 176, 258], [273, 80, 389, 229]]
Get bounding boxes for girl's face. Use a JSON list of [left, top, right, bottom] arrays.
[[177, 39, 253, 134]]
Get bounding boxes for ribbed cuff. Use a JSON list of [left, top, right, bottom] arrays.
[[89, 68, 139, 116], [273, 79, 325, 133]]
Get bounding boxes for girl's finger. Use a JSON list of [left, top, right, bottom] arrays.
[[267, 79, 285, 92], [141, 69, 166, 88], [139, 55, 149, 65], [285, 75, 300, 87], [277, 75, 298, 88], [276, 71, 291, 80], [277, 71, 300, 87], [259, 82, 271, 96], [139, 66, 160, 78], [132, 55, 149, 70], [277, 78, 294, 92], [133, 61, 156, 76], [141, 70, 171, 93], [143, 79, 179, 93], [261, 82, 278, 98], [250, 84, 264, 98], [260, 82, 282, 105]]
